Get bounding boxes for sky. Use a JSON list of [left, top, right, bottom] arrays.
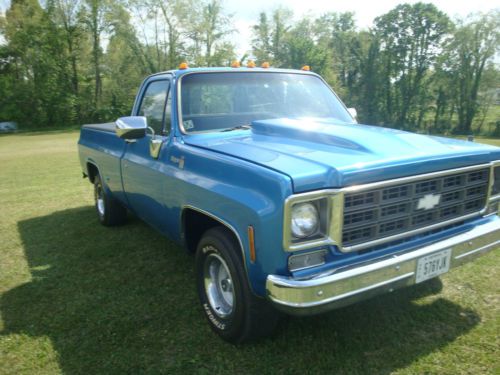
[[224, 0, 499, 56]]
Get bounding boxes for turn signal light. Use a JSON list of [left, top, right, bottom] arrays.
[[289, 250, 326, 272], [178, 62, 188, 70], [261, 62, 270, 68], [301, 65, 310, 71], [231, 60, 241, 68], [248, 226, 256, 263]]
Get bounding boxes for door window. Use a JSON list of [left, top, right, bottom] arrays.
[[138, 80, 170, 135]]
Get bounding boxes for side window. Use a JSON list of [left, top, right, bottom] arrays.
[[138, 80, 170, 135]]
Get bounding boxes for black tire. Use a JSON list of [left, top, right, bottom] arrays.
[[93, 174, 127, 226], [195, 227, 280, 343]]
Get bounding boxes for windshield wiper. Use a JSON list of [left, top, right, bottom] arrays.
[[220, 124, 252, 132]]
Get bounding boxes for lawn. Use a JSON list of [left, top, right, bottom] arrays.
[[0, 131, 499, 374]]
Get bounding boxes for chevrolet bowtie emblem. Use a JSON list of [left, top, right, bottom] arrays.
[[417, 193, 441, 210]]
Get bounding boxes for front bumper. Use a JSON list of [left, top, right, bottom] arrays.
[[266, 219, 500, 316]]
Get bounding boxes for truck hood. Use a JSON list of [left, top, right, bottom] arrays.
[[184, 118, 500, 192]]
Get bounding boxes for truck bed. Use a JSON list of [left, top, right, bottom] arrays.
[[82, 122, 115, 133], [78, 122, 126, 203]]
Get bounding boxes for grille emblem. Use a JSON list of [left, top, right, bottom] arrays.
[[417, 194, 441, 210]]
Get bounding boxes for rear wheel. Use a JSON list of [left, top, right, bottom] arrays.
[[93, 174, 127, 226], [195, 227, 280, 343]]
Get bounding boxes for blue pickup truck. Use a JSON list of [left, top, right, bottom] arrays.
[[78, 66, 500, 343]]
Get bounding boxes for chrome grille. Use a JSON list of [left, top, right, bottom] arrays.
[[342, 168, 490, 248]]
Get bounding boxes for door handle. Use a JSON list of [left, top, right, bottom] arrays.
[[150, 138, 162, 159]]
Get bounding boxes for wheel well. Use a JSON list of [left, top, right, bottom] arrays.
[[182, 208, 241, 256], [87, 163, 98, 183]]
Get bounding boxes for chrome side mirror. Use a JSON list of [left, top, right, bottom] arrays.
[[115, 116, 148, 139], [347, 108, 358, 123]]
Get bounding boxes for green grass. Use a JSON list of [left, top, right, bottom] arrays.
[[1, 132, 499, 374]]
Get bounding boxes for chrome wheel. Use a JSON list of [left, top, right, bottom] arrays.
[[204, 253, 235, 318], [95, 183, 105, 217]]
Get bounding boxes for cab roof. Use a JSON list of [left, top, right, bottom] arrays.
[[148, 67, 318, 80]]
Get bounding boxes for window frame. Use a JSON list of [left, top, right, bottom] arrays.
[[136, 78, 172, 136], [176, 70, 355, 134]]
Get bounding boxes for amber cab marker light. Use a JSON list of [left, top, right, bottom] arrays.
[[248, 226, 256, 263], [247, 60, 256, 68], [261, 61, 270, 68], [178, 62, 188, 70], [231, 60, 241, 68], [301, 65, 311, 71]]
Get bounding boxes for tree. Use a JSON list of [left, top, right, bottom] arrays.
[[252, 12, 271, 64], [0, 0, 498, 135], [158, 0, 189, 69], [251, 7, 292, 66], [102, 3, 144, 118], [270, 7, 292, 66], [1, 0, 75, 127], [356, 32, 383, 124], [446, 12, 500, 134], [83, 0, 111, 116], [314, 12, 364, 102], [374, 3, 451, 127], [50, 0, 81, 97], [281, 18, 330, 74], [186, 0, 235, 66]]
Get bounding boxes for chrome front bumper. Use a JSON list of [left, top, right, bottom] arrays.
[[266, 219, 500, 316]]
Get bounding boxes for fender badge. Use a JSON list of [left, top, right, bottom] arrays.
[[170, 156, 185, 169]]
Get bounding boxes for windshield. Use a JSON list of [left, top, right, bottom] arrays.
[[180, 72, 354, 133]]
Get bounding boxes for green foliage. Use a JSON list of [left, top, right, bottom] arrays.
[[0, 0, 236, 129], [374, 3, 451, 128], [446, 11, 500, 134], [1, 0, 76, 127], [250, 5, 498, 135], [251, 7, 292, 67], [0, 1, 498, 134], [252, 12, 271, 64]]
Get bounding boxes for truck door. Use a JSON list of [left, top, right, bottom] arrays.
[[121, 77, 174, 233]]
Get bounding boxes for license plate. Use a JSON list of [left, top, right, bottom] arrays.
[[415, 249, 452, 284]]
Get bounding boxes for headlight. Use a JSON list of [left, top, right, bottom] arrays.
[[291, 202, 319, 238]]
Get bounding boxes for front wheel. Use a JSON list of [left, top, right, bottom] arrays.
[[195, 227, 280, 343]]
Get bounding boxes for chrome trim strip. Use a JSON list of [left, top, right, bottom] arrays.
[[283, 192, 341, 251], [342, 163, 491, 193], [181, 205, 247, 268], [490, 195, 500, 202], [277, 272, 415, 308], [268, 218, 500, 316], [283, 163, 495, 252], [488, 160, 500, 202], [454, 240, 500, 260]]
